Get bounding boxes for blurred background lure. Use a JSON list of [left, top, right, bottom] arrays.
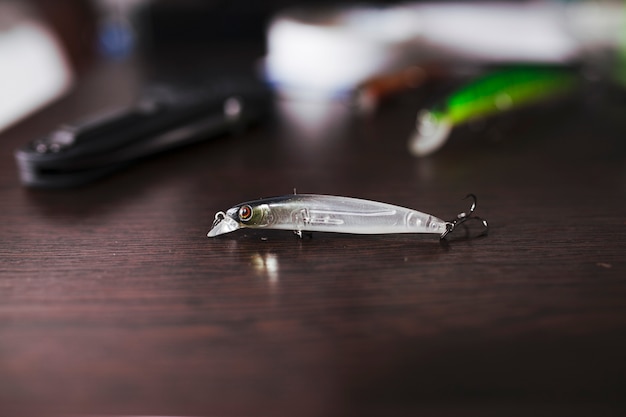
[[408, 67, 580, 156]]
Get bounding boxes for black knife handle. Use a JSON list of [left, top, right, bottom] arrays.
[[15, 77, 271, 188]]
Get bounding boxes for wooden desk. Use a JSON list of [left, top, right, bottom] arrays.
[[1, 55, 625, 416]]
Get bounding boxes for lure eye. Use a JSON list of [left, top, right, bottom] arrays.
[[238, 205, 253, 222]]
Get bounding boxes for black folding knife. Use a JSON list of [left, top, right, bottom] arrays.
[[15, 77, 271, 188]]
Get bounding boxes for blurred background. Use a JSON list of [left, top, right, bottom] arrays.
[[2, 0, 623, 132]]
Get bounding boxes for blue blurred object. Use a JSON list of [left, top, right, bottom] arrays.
[[98, 17, 135, 58]]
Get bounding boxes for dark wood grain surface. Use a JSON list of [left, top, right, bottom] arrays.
[[1, 53, 625, 417]]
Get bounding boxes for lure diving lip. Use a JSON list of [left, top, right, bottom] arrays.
[[208, 210, 241, 237], [208, 193, 487, 239]]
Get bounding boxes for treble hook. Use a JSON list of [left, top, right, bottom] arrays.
[[440, 194, 489, 239]]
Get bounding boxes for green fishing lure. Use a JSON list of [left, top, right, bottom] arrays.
[[409, 67, 578, 156]]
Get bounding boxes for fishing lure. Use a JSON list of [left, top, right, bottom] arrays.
[[408, 66, 578, 156], [208, 193, 487, 239]]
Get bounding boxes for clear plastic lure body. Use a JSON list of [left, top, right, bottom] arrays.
[[208, 194, 487, 239]]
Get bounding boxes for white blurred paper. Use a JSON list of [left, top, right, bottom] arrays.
[[0, 20, 72, 132], [264, 1, 624, 95]]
